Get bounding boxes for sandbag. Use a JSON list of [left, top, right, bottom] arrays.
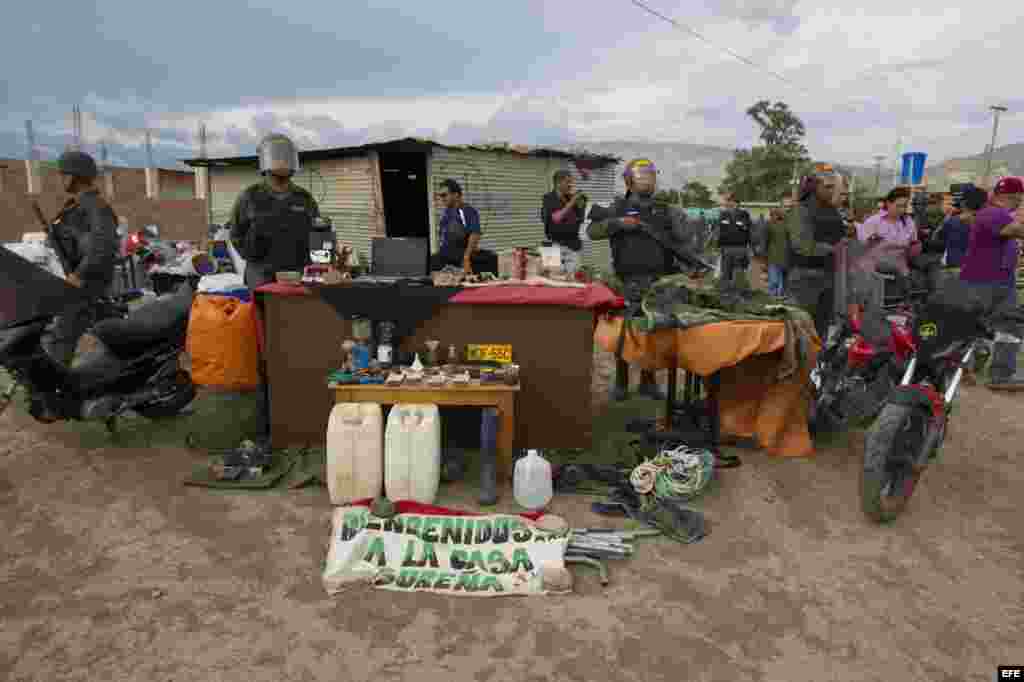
[[186, 294, 260, 391]]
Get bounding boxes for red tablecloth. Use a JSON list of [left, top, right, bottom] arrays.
[[254, 282, 624, 311], [450, 284, 623, 311]]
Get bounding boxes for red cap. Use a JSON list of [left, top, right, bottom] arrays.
[[993, 176, 1024, 194]]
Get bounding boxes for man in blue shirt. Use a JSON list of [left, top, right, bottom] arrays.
[[432, 179, 483, 273]]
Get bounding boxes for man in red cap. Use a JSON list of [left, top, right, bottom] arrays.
[[960, 176, 1024, 390]]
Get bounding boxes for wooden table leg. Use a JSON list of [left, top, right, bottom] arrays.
[[496, 395, 516, 482]]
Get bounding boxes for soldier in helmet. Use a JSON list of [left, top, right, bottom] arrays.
[[229, 133, 321, 290], [43, 150, 118, 367], [587, 158, 704, 401]]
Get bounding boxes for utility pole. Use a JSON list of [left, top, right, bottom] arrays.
[[983, 105, 1008, 189], [873, 155, 886, 194], [25, 120, 41, 195]]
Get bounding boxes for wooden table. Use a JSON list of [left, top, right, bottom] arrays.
[[260, 292, 595, 451], [328, 382, 520, 481]]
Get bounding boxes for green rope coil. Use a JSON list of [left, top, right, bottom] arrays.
[[630, 444, 715, 504]]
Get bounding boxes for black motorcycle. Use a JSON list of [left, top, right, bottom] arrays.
[[0, 283, 197, 433]]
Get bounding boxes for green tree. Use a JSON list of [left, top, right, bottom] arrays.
[[746, 100, 807, 153], [719, 101, 811, 202], [653, 188, 681, 204], [680, 181, 714, 208], [718, 147, 813, 202]]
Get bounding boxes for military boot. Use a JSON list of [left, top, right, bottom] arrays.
[[637, 369, 667, 400], [610, 358, 630, 402]]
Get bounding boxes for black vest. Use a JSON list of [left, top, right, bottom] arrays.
[[245, 186, 315, 273], [609, 197, 675, 277], [717, 209, 752, 247]]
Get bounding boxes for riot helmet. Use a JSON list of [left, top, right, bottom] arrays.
[[57, 150, 99, 179], [623, 158, 657, 196], [258, 133, 301, 177]]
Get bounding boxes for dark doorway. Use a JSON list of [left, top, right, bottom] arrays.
[[379, 151, 430, 239]]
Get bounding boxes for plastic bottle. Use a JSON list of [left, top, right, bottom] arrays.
[[514, 449, 553, 511], [326, 403, 384, 504], [385, 404, 442, 504]]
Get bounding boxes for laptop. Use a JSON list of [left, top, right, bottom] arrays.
[[367, 238, 432, 284]]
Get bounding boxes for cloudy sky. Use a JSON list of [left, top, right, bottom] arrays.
[[2, 0, 1021, 170]]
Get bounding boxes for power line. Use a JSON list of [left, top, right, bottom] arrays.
[[628, 0, 817, 96], [629, 0, 1009, 164]]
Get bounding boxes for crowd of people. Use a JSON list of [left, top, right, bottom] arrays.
[[41, 133, 1024, 404]]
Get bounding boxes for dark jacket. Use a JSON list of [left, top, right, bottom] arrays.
[[933, 216, 970, 267], [48, 189, 118, 290], [785, 199, 845, 270], [541, 191, 584, 251], [717, 208, 753, 248]]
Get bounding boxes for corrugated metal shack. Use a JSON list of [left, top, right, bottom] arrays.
[[183, 138, 620, 270]]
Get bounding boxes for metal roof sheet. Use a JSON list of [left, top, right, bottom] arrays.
[[182, 136, 619, 168]]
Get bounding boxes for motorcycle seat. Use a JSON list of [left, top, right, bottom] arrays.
[[92, 284, 193, 357], [0, 320, 47, 358], [68, 348, 126, 391]]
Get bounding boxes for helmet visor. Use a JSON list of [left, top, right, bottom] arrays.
[[627, 161, 657, 192], [259, 137, 300, 175]]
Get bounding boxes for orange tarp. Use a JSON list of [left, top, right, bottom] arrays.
[[594, 316, 820, 457]]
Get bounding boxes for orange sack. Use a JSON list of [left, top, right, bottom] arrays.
[[186, 294, 261, 391]]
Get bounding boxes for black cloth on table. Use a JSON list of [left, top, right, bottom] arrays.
[[314, 282, 462, 340], [0, 247, 92, 328]]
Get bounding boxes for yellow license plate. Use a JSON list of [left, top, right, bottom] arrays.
[[465, 344, 513, 364]]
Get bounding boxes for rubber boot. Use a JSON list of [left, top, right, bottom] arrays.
[[441, 446, 466, 482], [479, 407, 499, 505], [637, 370, 667, 400], [987, 341, 1024, 391], [610, 359, 629, 402]]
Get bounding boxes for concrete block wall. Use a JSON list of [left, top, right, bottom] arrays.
[[0, 159, 208, 244]]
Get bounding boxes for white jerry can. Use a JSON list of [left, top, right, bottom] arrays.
[[514, 449, 553, 511], [385, 404, 442, 504], [326, 403, 384, 505]]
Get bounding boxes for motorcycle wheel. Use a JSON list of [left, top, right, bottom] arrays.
[[135, 370, 196, 419], [861, 403, 924, 523]]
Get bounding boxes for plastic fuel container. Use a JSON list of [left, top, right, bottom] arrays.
[[326, 403, 384, 504], [514, 449, 553, 510], [385, 404, 442, 504]]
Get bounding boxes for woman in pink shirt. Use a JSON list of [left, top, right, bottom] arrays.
[[857, 187, 917, 246]]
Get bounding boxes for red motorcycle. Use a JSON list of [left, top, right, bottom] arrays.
[[860, 291, 1004, 522], [810, 240, 921, 435]]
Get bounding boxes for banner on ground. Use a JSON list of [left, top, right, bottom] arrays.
[[323, 505, 569, 597]]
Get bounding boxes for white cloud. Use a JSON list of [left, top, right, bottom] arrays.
[[12, 1, 1024, 169]]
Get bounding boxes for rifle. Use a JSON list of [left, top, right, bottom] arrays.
[[620, 218, 714, 276], [32, 201, 74, 276]]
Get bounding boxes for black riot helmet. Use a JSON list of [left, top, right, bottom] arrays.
[[57, 150, 99, 179]]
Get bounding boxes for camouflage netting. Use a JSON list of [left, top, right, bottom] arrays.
[[636, 275, 814, 333]]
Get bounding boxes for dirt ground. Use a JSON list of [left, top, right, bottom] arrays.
[[3, 278, 1023, 681]]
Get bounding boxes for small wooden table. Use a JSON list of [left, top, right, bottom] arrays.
[[328, 382, 520, 481]]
